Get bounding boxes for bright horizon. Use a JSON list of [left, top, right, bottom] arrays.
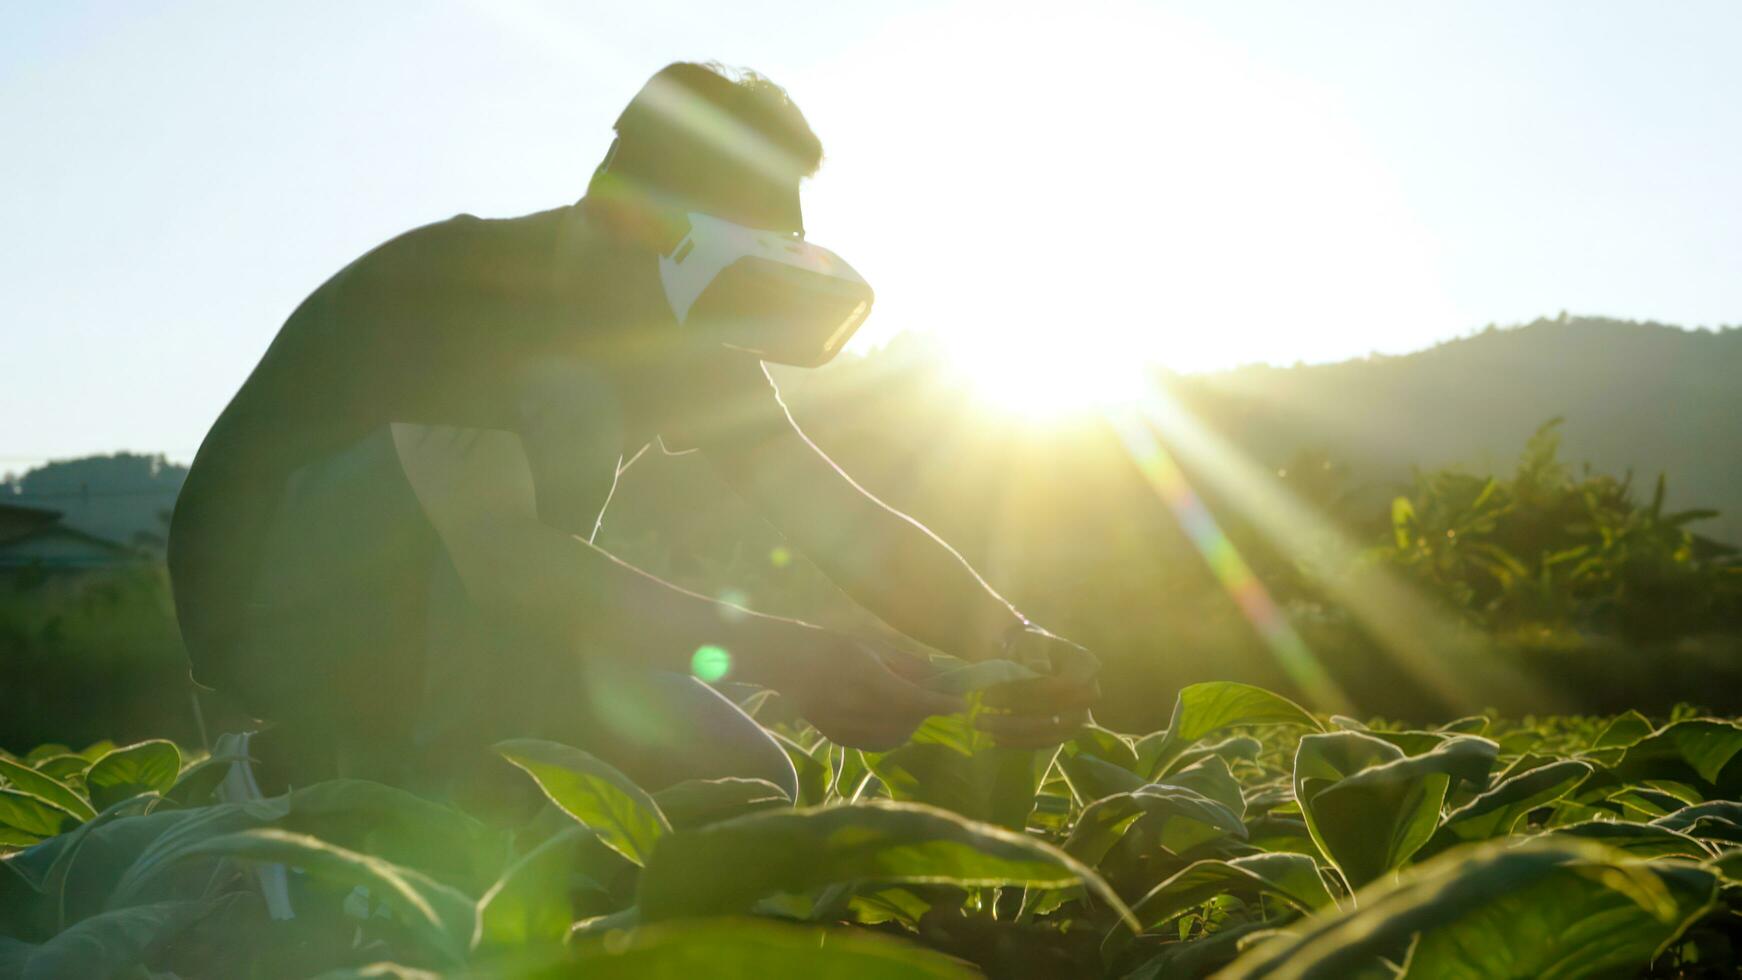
[[5, 0, 1740, 469]]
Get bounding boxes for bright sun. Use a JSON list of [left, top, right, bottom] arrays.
[[798, 1, 1463, 417], [939, 325, 1155, 421]]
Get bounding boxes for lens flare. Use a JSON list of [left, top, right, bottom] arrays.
[[691, 644, 732, 683], [1109, 409, 1351, 713]]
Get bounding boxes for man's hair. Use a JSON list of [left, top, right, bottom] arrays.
[[592, 62, 822, 231]]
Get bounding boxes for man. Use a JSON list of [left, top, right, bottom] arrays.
[[168, 62, 1097, 802]]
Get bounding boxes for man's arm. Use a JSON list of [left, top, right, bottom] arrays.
[[388, 422, 962, 748], [666, 358, 1029, 661]]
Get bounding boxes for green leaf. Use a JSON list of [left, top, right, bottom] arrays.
[[283, 779, 507, 892], [1107, 853, 1333, 962], [308, 964, 444, 980], [175, 828, 475, 963], [0, 827, 40, 852], [0, 757, 95, 823], [1359, 729, 1448, 756], [1119, 919, 1281, 980], [84, 741, 180, 811], [496, 740, 669, 866], [108, 797, 291, 907], [0, 897, 229, 980], [1056, 751, 1145, 806], [1220, 839, 1718, 980], [1418, 760, 1592, 859], [637, 800, 1134, 929], [1539, 821, 1711, 860], [772, 731, 831, 806], [1160, 756, 1246, 820], [1295, 733, 1498, 888], [566, 917, 980, 979], [0, 790, 76, 839], [863, 712, 1050, 831], [1168, 735, 1265, 774], [1654, 801, 1742, 846], [473, 826, 598, 949], [653, 778, 791, 830], [30, 755, 93, 782], [163, 750, 249, 807], [22, 745, 72, 765], [1064, 780, 1246, 869], [1613, 719, 1742, 795], [1437, 715, 1490, 735], [1590, 710, 1654, 750], [1145, 683, 1323, 778]]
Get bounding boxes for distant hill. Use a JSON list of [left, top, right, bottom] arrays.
[[1, 453, 186, 551], [1185, 316, 1742, 543]]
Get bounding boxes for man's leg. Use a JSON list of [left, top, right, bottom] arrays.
[[238, 427, 440, 790]]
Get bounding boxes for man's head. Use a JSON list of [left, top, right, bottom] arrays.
[[591, 62, 822, 236]]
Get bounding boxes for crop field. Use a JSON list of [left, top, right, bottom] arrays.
[[3, 678, 1741, 978]]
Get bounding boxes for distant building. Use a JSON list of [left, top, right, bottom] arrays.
[[0, 501, 137, 571]]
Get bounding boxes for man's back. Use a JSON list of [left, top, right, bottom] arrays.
[[168, 203, 632, 717]]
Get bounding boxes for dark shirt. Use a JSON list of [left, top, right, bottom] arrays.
[[168, 201, 655, 695]]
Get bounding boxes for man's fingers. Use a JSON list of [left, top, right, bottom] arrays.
[[873, 645, 940, 684], [865, 668, 965, 718], [982, 676, 1100, 715], [973, 710, 1089, 748]]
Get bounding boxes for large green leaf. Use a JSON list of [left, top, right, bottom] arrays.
[[863, 711, 1050, 831], [1106, 852, 1333, 965], [653, 778, 791, 830], [1056, 751, 1145, 806], [1590, 710, 1654, 750], [284, 779, 507, 892], [0, 790, 76, 839], [174, 828, 475, 963], [496, 740, 669, 866], [1540, 821, 1712, 860], [1653, 800, 1742, 846], [637, 800, 1134, 929], [1294, 733, 1498, 888], [84, 741, 180, 811], [1063, 762, 1248, 868], [1417, 759, 1592, 859], [1613, 720, 1742, 796], [1, 793, 169, 931], [772, 731, 831, 806], [108, 798, 292, 906], [473, 827, 600, 950], [1142, 683, 1323, 778], [0, 897, 227, 980], [1220, 839, 1718, 980], [0, 757, 95, 823], [561, 917, 979, 979]]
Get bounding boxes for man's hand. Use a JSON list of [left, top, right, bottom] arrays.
[[973, 627, 1102, 748], [759, 626, 965, 751]]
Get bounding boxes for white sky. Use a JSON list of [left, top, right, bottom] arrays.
[[4, 0, 1739, 468]]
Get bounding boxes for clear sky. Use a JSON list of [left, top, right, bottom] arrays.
[[4, 0, 1739, 468]]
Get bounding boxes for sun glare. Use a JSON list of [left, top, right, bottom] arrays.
[[942, 325, 1154, 421]]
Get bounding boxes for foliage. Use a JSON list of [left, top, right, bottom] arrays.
[[1379, 419, 1741, 641], [4, 681, 1742, 977]]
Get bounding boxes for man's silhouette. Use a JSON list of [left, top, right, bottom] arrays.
[[168, 62, 1095, 801]]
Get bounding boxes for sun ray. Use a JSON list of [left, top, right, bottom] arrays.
[[1127, 383, 1565, 716], [1109, 409, 1352, 713]]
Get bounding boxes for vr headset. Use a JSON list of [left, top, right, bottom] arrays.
[[659, 211, 874, 368]]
